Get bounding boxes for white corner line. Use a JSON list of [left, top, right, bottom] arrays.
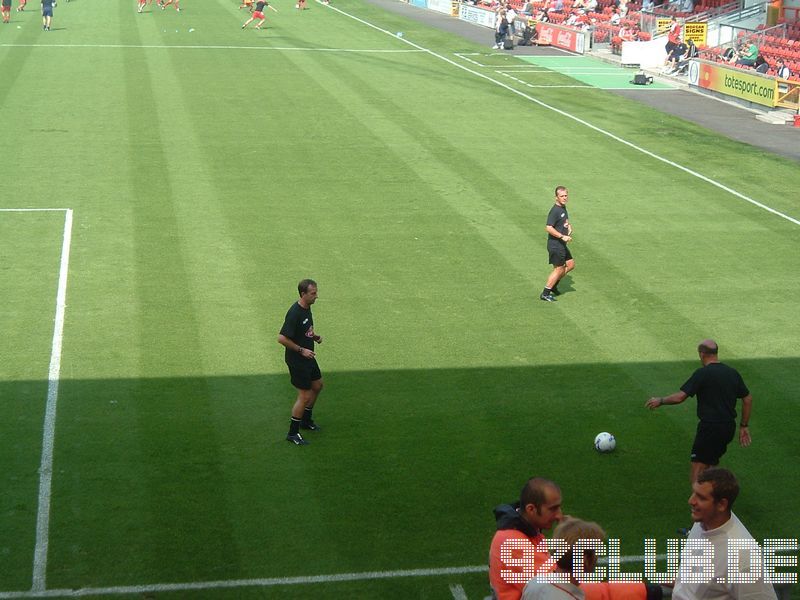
[[321, 1, 800, 227], [31, 208, 74, 592]]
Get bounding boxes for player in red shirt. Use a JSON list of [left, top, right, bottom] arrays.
[[241, 0, 275, 29], [161, 0, 179, 10]]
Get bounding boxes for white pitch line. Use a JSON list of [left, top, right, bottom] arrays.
[[0, 555, 667, 598], [31, 209, 74, 592], [328, 3, 800, 226], [0, 208, 71, 212], [0, 43, 424, 53], [450, 583, 470, 600], [498, 71, 588, 88], [1, 565, 489, 598]]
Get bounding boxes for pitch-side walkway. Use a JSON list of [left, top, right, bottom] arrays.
[[364, 0, 800, 162]]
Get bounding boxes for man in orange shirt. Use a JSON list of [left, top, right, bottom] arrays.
[[490, 478, 564, 600], [489, 477, 661, 600]]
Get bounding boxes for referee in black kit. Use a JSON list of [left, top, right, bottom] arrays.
[[540, 186, 574, 302], [277, 279, 324, 446], [645, 339, 754, 484]]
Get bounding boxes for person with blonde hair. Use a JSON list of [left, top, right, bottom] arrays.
[[521, 518, 605, 600]]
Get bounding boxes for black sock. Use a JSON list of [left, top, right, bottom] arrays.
[[303, 407, 313, 423], [542, 287, 552, 296], [289, 417, 301, 436]]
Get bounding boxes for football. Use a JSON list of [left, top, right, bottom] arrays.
[[594, 432, 616, 453]]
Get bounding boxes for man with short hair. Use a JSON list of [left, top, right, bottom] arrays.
[[646, 339, 754, 483], [776, 58, 791, 80], [490, 479, 658, 600], [735, 41, 758, 67], [541, 186, 574, 302], [672, 468, 778, 600], [41, 0, 53, 30], [490, 478, 564, 600], [278, 279, 324, 445]]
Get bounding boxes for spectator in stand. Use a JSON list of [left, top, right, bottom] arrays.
[[643, 0, 653, 10], [519, 18, 538, 44], [776, 57, 792, 79], [564, 11, 579, 25], [610, 9, 621, 24], [676, 38, 698, 73], [550, 0, 563, 12], [618, 0, 629, 15], [665, 16, 682, 56], [521, 0, 535, 15], [734, 40, 758, 67], [663, 39, 688, 73], [535, 7, 550, 20], [722, 45, 737, 62], [572, 0, 586, 9], [619, 22, 635, 41], [663, 39, 696, 75], [585, 0, 597, 10], [754, 54, 769, 74]]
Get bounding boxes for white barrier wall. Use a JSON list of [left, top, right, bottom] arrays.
[[458, 3, 498, 28], [428, 0, 452, 15], [621, 37, 668, 68]]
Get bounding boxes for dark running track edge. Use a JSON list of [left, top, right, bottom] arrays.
[[361, 0, 800, 162]]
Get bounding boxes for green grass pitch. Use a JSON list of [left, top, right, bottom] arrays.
[[1, 0, 799, 598]]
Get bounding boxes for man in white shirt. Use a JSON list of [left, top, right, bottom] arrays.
[[776, 58, 791, 80], [506, 5, 517, 36], [673, 468, 778, 600]]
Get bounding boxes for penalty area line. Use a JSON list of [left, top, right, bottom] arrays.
[[324, 1, 800, 227], [31, 209, 74, 593], [0, 555, 666, 598]]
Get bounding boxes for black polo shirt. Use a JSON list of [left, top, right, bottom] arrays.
[[280, 302, 314, 364], [546, 203, 569, 244], [680, 362, 749, 424]]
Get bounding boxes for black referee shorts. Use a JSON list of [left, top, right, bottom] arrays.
[[548, 243, 573, 267], [287, 358, 322, 390], [691, 421, 736, 465]]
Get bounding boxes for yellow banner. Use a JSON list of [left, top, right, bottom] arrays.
[[656, 18, 671, 34], [683, 22, 707, 45], [692, 61, 777, 108]]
